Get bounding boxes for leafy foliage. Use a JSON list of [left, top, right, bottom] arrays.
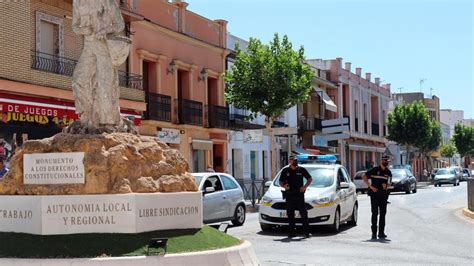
[[452, 123, 474, 157], [440, 142, 456, 158], [387, 101, 433, 148], [224, 33, 314, 120], [418, 120, 442, 153]]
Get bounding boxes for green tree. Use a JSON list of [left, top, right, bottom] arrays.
[[418, 120, 442, 172], [440, 142, 456, 165], [225, 33, 314, 177], [452, 123, 474, 168], [387, 101, 432, 167]]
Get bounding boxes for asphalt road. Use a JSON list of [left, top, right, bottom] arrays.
[[227, 182, 474, 265]]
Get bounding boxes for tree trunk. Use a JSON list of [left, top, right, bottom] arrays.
[[406, 145, 411, 166], [266, 117, 277, 180]]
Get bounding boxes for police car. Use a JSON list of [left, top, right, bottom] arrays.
[[259, 155, 358, 233]]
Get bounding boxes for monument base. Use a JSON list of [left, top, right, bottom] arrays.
[[0, 192, 202, 235]]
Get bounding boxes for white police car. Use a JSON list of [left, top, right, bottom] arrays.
[[259, 155, 358, 233]]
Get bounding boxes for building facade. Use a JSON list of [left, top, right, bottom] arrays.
[[0, 0, 146, 159], [130, 0, 229, 173], [440, 109, 465, 136], [320, 58, 391, 177], [225, 34, 298, 180]]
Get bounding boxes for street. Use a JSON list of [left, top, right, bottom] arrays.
[[228, 182, 474, 265]]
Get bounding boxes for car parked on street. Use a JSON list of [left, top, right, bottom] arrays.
[[259, 155, 358, 233], [449, 166, 463, 181], [191, 172, 246, 226], [433, 168, 460, 187], [352, 170, 368, 194], [389, 168, 417, 194], [461, 168, 471, 181]]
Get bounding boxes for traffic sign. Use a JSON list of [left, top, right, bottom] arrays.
[[312, 135, 328, 147], [324, 133, 350, 141], [322, 125, 349, 134], [321, 117, 349, 127]]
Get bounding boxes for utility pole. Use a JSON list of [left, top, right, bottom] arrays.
[[397, 87, 403, 94]]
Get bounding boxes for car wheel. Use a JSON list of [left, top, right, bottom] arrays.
[[231, 204, 246, 226], [405, 184, 411, 194], [260, 223, 273, 232], [347, 204, 358, 226], [453, 182, 456, 187], [412, 182, 417, 193], [330, 208, 341, 233]]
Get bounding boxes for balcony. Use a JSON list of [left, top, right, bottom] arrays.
[[31, 51, 76, 76], [31, 50, 143, 90], [146, 93, 171, 122], [208, 105, 229, 129], [300, 117, 323, 132], [372, 123, 380, 136], [229, 108, 265, 130], [176, 99, 203, 126]]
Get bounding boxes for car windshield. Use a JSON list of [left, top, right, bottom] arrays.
[[274, 166, 334, 188], [437, 169, 453, 175], [392, 169, 407, 178], [191, 174, 204, 186]]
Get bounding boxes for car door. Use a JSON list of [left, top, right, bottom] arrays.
[[220, 174, 242, 218], [340, 167, 353, 219], [336, 168, 349, 219], [202, 175, 227, 222]]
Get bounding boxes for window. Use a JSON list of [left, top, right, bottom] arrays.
[[203, 175, 223, 192], [221, 175, 238, 190], [35, 11, 64, 57]]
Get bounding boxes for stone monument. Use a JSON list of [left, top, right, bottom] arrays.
[[0, 0, 201, 235]]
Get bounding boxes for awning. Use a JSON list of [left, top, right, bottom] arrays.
[[192, 139, 213, 150], [348, 144, 386, 153], [314, 88, 337, 113]]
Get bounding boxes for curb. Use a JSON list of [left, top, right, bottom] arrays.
[[0, 240, 260, 266], [462, 208, 474, 219]]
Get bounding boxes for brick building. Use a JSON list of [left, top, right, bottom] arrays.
[[0, 0, 146, 153]]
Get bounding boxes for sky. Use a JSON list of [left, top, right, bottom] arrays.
[[185, 0, 473, 118]]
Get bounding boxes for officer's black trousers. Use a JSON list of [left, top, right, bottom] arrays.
[[370, 191, 388, 229], [286, 194, 309, 233]]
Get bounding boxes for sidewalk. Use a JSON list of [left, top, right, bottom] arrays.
[[0, 240, 260, 266]]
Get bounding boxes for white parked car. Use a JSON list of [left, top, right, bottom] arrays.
[[352, 170, 368, 193], [191, 172, 246, 226], [259, 161, 358, 233]]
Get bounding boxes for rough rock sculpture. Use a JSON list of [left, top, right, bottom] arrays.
[[0, 133, 198, 195]]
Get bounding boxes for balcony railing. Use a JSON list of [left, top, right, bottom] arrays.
[[229, 108, 265, 130], [31, 51, 77, 76], [208, 105, 229, 129], [31, 50, 143, 90], [118, 71, 143, 90], [146, 93, 171, 122], [300, 117, 323, 132], [372, 123, 380, 136], [176, 99, 203, 126]]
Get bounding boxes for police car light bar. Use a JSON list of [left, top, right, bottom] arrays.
[[296, 154, 337, 164]]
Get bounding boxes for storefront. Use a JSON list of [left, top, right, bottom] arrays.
[[0, 92, 141, 161]]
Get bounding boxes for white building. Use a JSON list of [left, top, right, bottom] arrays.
[[440, 109, 464, 136], [226, 34, 298, 180]]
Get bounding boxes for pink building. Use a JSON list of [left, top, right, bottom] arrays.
[[129, 0, 229, 172], [320, 58, 391, 176]]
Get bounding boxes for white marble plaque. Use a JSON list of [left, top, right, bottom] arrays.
[[0, 196, 42, 234], [0, 192, 202, 235], [41, 194, 136, 235], [23, 152, 85, 184], [136, 192, 202, 233]]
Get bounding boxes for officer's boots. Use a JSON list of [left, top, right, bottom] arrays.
[[378, 226, 387, 239], [371, 226, 377, 240]]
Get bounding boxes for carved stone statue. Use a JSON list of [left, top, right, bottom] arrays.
[[69, 0, 134, 134]]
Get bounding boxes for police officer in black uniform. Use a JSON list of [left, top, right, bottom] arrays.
[[279, 156, 313, 238], [363, 155, 392, 239]]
